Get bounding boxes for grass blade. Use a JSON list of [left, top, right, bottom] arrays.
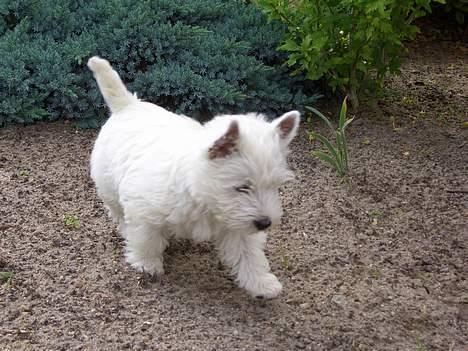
[[306, 106, 335, 132], [342, 116, 354, 131], [310, 131, 341, 164], [339, 96, 348, 129], [335, 131, 346, 171], [0, 271, 14, 283], [312, 150, 343, 175], [338, 131, 349, 170]]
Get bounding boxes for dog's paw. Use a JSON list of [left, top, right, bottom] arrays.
[[245, 273, 282, 299], [126, 255, 165, 276]]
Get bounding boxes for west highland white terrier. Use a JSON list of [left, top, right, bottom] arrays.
[[88, 56, 300, 298]]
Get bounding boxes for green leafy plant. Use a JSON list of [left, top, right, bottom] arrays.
[[416, 338, 428, 351], [256, 0, 444, 109], [307, 98, 354, 177], [368, 209, 384, 225], [368, 209, 384, 218], [18, 169, 30, 177], [443, 0, 468, 24], [0, 271, 14, 284], [369, 267, 382, 279], [280, 254, 292, 271], [63, 214, 80, 230], [0, 0, 319, 127]]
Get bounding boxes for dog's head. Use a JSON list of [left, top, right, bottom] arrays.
[[194, 111, 300, 234]]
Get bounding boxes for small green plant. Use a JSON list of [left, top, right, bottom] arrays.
[[368, 209, 384, 218], [401, 96, 415, 105], [415, 338, 428, 351], [0, 271, 14, 284], [63, 214, 80, 230], [369, 268, 381, 279], [18, 169, 30, 177], [369, 209, 383, 225], [281, 254, 291, 271], [307, 98, 354, 178]]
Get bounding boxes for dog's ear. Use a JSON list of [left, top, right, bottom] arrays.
[[208, 120, 239, 159], [273, 110, 300, 146]]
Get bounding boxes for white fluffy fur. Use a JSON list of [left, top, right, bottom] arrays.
[[88, 56, 300, 298]]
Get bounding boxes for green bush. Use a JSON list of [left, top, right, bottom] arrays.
[[0, 0, 319, 127], [442, 0, 468, 24], [256, 0, 443, 109]]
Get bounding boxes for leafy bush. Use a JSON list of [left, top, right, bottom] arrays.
[[442, 0, 468, 24], [256, 0, 443, 109], [0, 0, 318, 127]]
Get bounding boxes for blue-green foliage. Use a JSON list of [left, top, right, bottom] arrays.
[[0, 0, 318, 127]]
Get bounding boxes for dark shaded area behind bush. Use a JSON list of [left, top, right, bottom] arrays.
[[0, 0, 319, 127]]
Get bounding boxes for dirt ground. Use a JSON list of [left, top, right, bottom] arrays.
[[1, 29, 467, 350]]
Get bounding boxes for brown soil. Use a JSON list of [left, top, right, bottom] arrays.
[[1, 35, 467, 350]]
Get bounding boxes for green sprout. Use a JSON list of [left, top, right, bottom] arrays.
[[0, 271, 14, 285], [18, 169, 30, 177], [63, 214, 80, 230]]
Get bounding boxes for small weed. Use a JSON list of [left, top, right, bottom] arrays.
[[0, 271, 14, 285], [281, 255, 291, 271], [368, 209, 384, 225], [18, 169, 30, 177], [306, 115, 315, 134], [368, 209, 383, 218], [63, 214, 80, 229], [369, 267, 381, 280], [389, 116, 402, 132], [307, 97, 354, 178], [278, 247, 293, 271], [401, 96, 415, 105], [415, 338, 427, 351]]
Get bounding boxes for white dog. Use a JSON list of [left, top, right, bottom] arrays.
[[88, 56, 300, 298]]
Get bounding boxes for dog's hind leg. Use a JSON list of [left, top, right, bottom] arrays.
[[96, 187, 126, 236], [105, 201, 127, 237], [123, 222, 167, 276], [216, 232, 282, 299]]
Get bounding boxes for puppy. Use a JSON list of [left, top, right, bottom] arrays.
[[88, 56, 300, 298]]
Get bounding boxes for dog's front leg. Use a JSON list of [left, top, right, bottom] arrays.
[[216, 232, 282, 299], [123, 222, 168, 276]]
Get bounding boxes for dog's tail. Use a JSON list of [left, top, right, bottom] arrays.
[[87, 56, 138, 113]]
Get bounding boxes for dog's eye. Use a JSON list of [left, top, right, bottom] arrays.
[[235, 184, 252, 194]]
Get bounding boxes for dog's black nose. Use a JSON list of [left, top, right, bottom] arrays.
[[254, 217, 272, 230]]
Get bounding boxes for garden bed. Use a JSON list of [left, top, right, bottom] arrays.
[[0, 35, 467, 350]]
